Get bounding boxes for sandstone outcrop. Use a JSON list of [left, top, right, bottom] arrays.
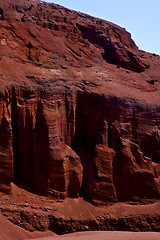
[[0, 0, 160, 206]]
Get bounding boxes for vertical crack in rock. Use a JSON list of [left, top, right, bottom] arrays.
[[33, 100, 50, 194], [0, 7, 4, 20], [35, 101, 49, 177], [75, 92, 99, 202], [11, 87, 20, 180], [11, 87, 34, 186]]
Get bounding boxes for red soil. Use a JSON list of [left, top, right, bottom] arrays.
[[29, 231, 160, 240], [0, 213, 55, 240]]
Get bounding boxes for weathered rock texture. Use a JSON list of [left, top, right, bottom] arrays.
[[0, 0, 160, 205]]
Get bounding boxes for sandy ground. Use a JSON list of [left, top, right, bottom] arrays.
[[0, 183, 160, 239], [1, 213, 160, 240], [1, 206, 160, 240], [1, 209, 159, 240], [30, 231, 160, 240], [0, 213, 55, 240]]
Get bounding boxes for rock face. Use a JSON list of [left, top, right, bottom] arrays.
[[0, 0, 160, 205], [11, 89, 83, 199]]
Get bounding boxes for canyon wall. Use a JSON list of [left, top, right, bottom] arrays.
[[0, 88, 160, 205]]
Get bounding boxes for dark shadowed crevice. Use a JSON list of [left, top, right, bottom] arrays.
[[11, 92, 50, 194], [35, 101, 50, 176], [74, 91, 102, 200], [0, 8, 3, 15], [74, 92, 86, 197], [11, 87, 20, 179], [140, 129, 160, 164], [108, 122, 112, 148], [21, 108, 34, 183], [11, 88, 34, 184], [0, 8, 4, 20], [101, 51, 116, 65]]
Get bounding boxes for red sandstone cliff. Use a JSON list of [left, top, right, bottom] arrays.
[[0, 0, 160, 205]]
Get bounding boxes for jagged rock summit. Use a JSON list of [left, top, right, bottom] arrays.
[[0, 0, 160, 205]]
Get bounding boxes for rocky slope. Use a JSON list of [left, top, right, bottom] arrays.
[[0, 0, 160, 208], [0, 183, 160, 234], [0, 212, 54, 240]]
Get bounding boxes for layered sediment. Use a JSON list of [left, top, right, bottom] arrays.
[[0, 0, 160, 207]]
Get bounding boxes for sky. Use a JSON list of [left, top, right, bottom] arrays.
[[43, 0, 160, 55]]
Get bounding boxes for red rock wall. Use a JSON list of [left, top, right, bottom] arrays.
[[10, 88, 83, 199], [1, 88, 159, 205], [74, 92, 160, 204]]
